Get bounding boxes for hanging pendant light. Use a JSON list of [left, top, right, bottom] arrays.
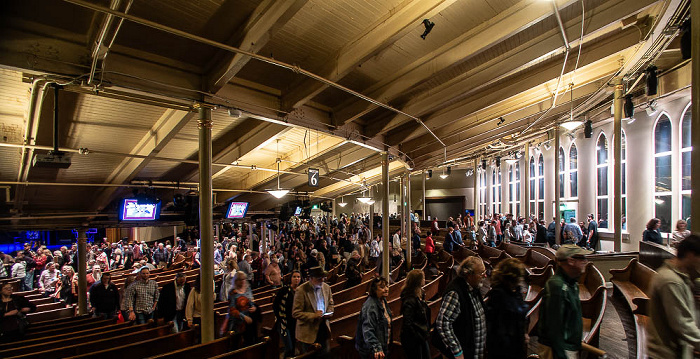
[[338, 196, 348, 207], [266, 140, 290, 198]]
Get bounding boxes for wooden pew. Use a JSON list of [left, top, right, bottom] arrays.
[[65, 326, 197, 359], [609, 258, 655, 313], [0, 320, 135, 350], [610, 258, 656, 359], [145, 333, 237, 359], [26, 306, 75, 323], [578, 262, 605, 302], [581, 286, 607, 348], [23, 313, 91, 330], [34, 302, 64, 312], [525, 265, 554, 305], [207, 336, 273, 359], [516, 249, 554, 274], [7, 323, 174, 359], [0, 321, 144, 357], [22, 317, 115, 339]]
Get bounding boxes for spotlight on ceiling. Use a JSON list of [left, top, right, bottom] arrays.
[[420, 19, 435, 40], [543, 142, 552, 151], [497, 117, 505, 125], [645, 100, 658, 117], [466, 169, 474, 177]]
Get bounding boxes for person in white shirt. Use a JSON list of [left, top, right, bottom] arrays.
[[38, 262, 59, 297]]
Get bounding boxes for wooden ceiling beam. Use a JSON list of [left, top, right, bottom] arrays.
[[392, 26, 642, 151], [332, 0, 579, 126], [90, 108, 195, 211], [365, 0, 660, 138], [205, 0, 308, 94], [280, 0, 459, 111]]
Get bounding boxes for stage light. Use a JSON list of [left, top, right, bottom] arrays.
[[420, 19, 435, 40]]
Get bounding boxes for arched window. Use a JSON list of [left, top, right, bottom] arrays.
[[654, 115, 672, 233], [529, 156, 536, 217], [509, 163, 520, 216], [596, 134, 609, 228], [621, 130, 627, 230], [492, 168, 501, 215], [569, 143, 578, 198], [558, 147, 566, 198], [681, 107, 691, 222], [479, 170, 487, 217], [537, 153, 545, 219]]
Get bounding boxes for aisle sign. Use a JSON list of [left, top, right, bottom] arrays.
[[308, 168, 319, 187]]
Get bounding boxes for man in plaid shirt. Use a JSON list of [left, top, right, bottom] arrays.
[[435, 256, 487, 359], [125, 267, 159, 324]]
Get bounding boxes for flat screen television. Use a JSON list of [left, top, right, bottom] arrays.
[[120, 199, 160, 221], [294, 206, 303, 216], [226, 202, 249, 219]]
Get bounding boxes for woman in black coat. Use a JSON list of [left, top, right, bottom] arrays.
[[485, 258, 528, 359], [643, 218, 664, 244], [0, 282, 36, 342], [400, 269, 431, 359]]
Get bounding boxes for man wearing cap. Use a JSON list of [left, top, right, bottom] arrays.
[[538, 244, 591, 359], [293, 266, 334, 356]]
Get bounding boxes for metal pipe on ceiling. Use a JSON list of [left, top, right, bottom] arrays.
[[62, 0, 446, 149], [89, 0, 121, 85], [0, 181, 334, 199], [17, 78, 49, 184]]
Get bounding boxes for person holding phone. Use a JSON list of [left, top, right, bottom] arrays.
[[292, 266, 334, 357]]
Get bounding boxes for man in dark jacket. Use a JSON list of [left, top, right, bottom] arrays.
[[535, 220, 548, 245], [157, 273, 190, 332], [345, 251, 362, 289], [89, 272, 120, 319], [152, 243, 169, 268], [538, 244, 591, 359], [586, 214, 599, 251], [435, 256, 486, 359]]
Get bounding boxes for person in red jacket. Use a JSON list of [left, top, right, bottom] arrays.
[[424, 231, 435, 254]]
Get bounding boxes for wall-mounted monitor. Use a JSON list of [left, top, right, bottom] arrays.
[[294, 206, 303, 216], [120, 199, 160, 221], [226, 202, 249, 219]]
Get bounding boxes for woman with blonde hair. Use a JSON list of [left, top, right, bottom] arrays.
[[400, 269, 430, 359], [485, 258, 528, 359]]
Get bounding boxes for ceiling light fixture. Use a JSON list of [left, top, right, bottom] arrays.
[[561, 83, 583, 131], [266, 140, 290, 199], [338, 196, 347, 207]]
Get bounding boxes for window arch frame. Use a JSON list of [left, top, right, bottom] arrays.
[[479, 169, 488, 217], [537, 153, 545, 219], [680, 103, 692, 222], [529, 156, 536, 217], [509, 162, 520, 216], [596, 132, 609, 229], [558, 147, 566, 199], [492, 167, 501, 215], [653, 112, 673, 234], [569, 142, 578, 199]]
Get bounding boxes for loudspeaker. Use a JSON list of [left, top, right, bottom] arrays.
[[645, 65, 658, 96], [427, 169, 432, 178], [184, 194, 199, 226], [584, 120, 593, 138], [481, 159, 487, 170], [681, 19, 691, 60], [624, 95, 634, 118], [495, 157, 501, 167]]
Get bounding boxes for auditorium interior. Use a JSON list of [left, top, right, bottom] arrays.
[[0, 0, 699, 358]]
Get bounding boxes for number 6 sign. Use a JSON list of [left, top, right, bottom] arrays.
[[308, 168, 319, 187]]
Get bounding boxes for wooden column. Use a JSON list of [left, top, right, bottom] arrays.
[[381, 152, 390, 281], [405, 172, 412, 268], [613, 78, 623, 252], [554, 127, 561, 244], [197, 105, 215, 343], [77, 228, 87, 315]]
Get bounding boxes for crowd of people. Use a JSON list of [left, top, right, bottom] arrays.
[[1, 210, 699, 359]]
